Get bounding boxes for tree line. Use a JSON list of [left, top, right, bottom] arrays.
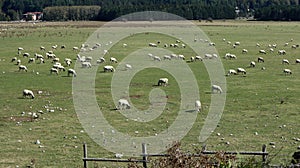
[[1, 0, 300, 21]]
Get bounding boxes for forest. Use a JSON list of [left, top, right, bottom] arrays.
[[0, 0, 300, 21]]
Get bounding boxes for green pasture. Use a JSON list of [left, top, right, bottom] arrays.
[[0, 21, 299, 167]]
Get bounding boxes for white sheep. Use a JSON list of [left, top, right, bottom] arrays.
[[23, 53, 30, 57], [163, 55, 172, 60], [195, 56, 203, 61], [149, 43, 157, 47], [16, 59, 21, 65], [283, 69, 292, 75], [50, 68, 59, 75], [97, 57, 105, 64], [11, 57, 17, 62], [81, 62, 92, 68], [19, 65, 27, 72], [110, 57, 118, 63], [53, 64, 65, 71], [35, 53, 44, 59], [117, 99, 131, 110], [278, 50, 286, 55], [52, 44, 58, 49], [234, 41, 241, 46], [295, 59, 300, 64], [68, 69, 77, 77], [28, 58, 35, 63], [153, 56, 161, 61], [178, 54, 185, 60], [39, 58, 45, 64], [52, 57, 60, 63], [242, 49, 248, 53], [125, 64, 132, 70], [195, 100, 201, 112], [40, 46, 45, 51], [211, 85, 223, 94], [157, 78, 168, 86], [103, 65, 115, 72], [190, 56, 195, 62], [227, 69, 237, 76], [85, 57, 93, 62], [258, 57, 264, 63], [259, 50, 266, 54], [23, 89, 35, 99], [282, 59, 290, 65], [237, 68, 246, 74], [73, 46, 79, 51], [250, 61, 256, 67]]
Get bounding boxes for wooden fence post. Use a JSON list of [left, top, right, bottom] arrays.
[[142, 143, 147, 168], [262, 144, 267, 163], [83, 142, 88, 168]]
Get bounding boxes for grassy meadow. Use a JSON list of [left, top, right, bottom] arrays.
[[0, 20, 300, 167]]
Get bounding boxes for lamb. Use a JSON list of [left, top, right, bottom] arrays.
[[117, 99, 131, 110], [195, 100, 202, 112], [237, 68, 246, 74], [250, 61, 256, 67], [50, 68, 59, 75], [68, 69, 77, 77], [81, 62, 92, 68], [103, 65, 115, 72], [23, 89, 35, 99], [227, 69, 237, 76], [110, 57, 118, 63], [258, 57, 264, 63], [19, 65, 27, 72], [282, 59, 290, 65], [283, 69, 292, 75], [157, 78, 168, 86], [211, 85, 223, 94]]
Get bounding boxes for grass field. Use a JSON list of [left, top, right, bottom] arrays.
[[0, 20, 300, 167]]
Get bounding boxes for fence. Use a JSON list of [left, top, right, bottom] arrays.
[[82, 142, 268, 168]]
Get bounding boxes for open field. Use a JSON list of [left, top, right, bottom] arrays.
[[0, 20, 300, 167]]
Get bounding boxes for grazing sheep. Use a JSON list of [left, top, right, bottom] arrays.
[[23, 53, 30, 57], [18, 47, 24, 51], [278, 50, 286, 55], [46, 53, 56, 59], [117, 99, 130, 110], [110, 57, 118, 63], [23, 89, 34, 99], [52, 57, 60, 63], [295, 59, 300, 64], [242, 49, 248, 53], [35, 53, 44, 59], [259, 50, 266, 54], [256, 43, 260, 47], [195, 56, 203, 61], [73, 46, 79, 51], [234, 41, 241, 46], [204, 54, 213, 59], [195, 100, 202, 112], [19, 65, 27, 72], [270, 48, 274, 52], [258, 57, 264, 63], [283, 69, 292, 75], [149, 43, 157, 47], [157, 78, 168, 86], [125, 64, 132, 70], [211, 85, 223, 94], [103, 65, 115, 72], [61, 45, 66, 49], [209, 42, 215, 46], [85, 57, 93, 62], [50, 68, 59, 75], [178, 54, 185, 60], [123, 43, 127, 47], [28, 58, 35, 63], [96, 57, 106, 64], [82, 62, 92, 68], [16, 59, 21, 65], [153, 56, 161, 61], [250, 61, 256, 67], [39, 58, 45, 64], [170, 54, 178, 59], [237, 68, 246, 74], [190, 56, 195, 62], [282, 59, 290, 65], [227, 69, 237, 76], [163, 55, 172, 60], [11, 57, 17, 62], [68, 69, 77, 77], [53, 64, 65, 71], [40, 46, 45, 51]]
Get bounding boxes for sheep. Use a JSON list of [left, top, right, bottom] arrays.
[[242, 49, 248, 53], [65, 60, 71, 66], [110, 57, 118, 63], [170, 54, 178, 59], [50, 68, 59, 75], [250, 61, 256, 67], [39, 58, 45, 64], [85, 57, 93, 62], [237, 68, 246, 74], [52, 45, 58, 49], [259, 50, 267, 54], [149, 43, 157, 47], [53, 65, 65, 71], [190, 56, 195, 62], [52, 57, 60, 63], [103, 65, 115, 72], [224, 53, 236, 59], [35, 53, 44, 59], [11, 57, 17, 62], [18, 47, 24, 51], [258, 57, 264, 63], [234, 41, 241, 46], [270, 48, 274, 52], [153, 56, 161, 61], [40, 46, 45, 51], [208, 42, 215, 46], [16, 59, 21, 65], [123, 43, 127, 47], [157, 78, 168, 86], [73, 46, 79, 51], [178, 54, 185, 60], [295, 59, 300, 64], [195, 56, 203, 61], [117, 99, 131, 110], [46, 53, 56, 59], [256, 43, 260, 47], [19, 65, 28, 72], [23, 53, 30, 57], [204, 54, 213, 59], [82, 62, 92, 68], [227, 69, 237, 76], [181, 44, 186, 48], [282, 59, 290, 65], [23, 89, 35, 99], [163, 55, 172, 60], [68, 69, 77, 77], [61, 45, 66, 49], [125, 64, 132, 70], [278, 50, 286, 55], [283, 69, 292, 75], [195, 100, 202, 112], [211, 84, 223, 94], [96, 57, 106, 64], [28, 57, 35, 63]]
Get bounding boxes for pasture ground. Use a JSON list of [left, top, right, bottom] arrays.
[[0, 20, 299, 167]]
